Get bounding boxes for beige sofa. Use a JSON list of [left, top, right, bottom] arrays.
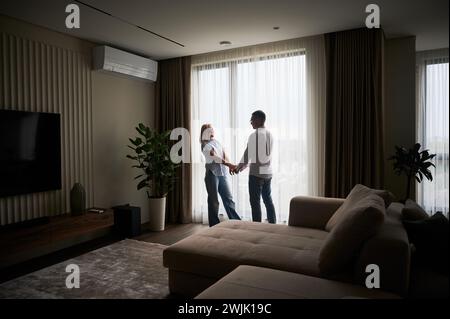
[[163, 191, 410, 298], [195, 265, 399, 299]]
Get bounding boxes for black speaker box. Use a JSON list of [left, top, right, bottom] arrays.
[[113, 205, 141, 238]]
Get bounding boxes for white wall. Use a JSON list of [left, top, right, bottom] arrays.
[[0, 14, 156, 224], [0, 15, 94, 224], [92, 72, 155, 223], [383, 36, 416, 200]]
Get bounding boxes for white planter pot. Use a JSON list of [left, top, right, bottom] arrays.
[[148, 197, 166, 231]]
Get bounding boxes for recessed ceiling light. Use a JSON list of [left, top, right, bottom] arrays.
[[219, 41, 232, 46], [273, 26, 280, 30]]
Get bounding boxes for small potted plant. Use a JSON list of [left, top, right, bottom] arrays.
[[389, 143, 436, 202], [127, 123, 178, 231]]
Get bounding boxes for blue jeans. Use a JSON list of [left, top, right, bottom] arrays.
[[204, 170, 241, 227], [249, 175, 276, 224]]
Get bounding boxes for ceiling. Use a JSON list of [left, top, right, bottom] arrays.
[[1, 0, 448, 60]]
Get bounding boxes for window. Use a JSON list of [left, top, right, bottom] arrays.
[[417, 51, 449, 217], [191, 51, 309, 224]]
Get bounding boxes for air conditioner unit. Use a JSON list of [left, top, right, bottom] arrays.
[[93, 46, 158, 82]]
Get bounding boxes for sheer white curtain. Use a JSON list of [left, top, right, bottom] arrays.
[[416, 49, 449, 217], [191, 36, 326, 224]]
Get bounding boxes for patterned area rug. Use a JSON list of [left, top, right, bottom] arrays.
[[0, 239, 170, 299]]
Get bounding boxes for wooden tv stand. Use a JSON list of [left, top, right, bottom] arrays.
[[0, 210, 113, 269]]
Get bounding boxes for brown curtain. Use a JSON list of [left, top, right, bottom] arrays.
[[155, 56, 192, 223], [324, 28, 384, 198]]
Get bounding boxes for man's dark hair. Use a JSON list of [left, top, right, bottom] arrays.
[[252, 110, 266, 122]]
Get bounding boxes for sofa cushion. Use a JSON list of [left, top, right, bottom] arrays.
[[163, 221, 328, 281], [195, 265, 400, 299], [325, 184, 394, 231], [319, 194, 385, 274], [402, 199, 429, 221]]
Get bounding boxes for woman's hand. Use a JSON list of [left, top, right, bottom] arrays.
[[228, 164, 237, 175], [234, 164, 244, 174]]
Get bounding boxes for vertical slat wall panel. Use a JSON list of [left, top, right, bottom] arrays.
[[0, 32, 93, 225]]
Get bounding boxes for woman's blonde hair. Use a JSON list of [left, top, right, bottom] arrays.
[[200, 124, 212, 143]]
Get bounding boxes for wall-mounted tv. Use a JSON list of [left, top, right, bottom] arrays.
[[0, 110, 62, 198]]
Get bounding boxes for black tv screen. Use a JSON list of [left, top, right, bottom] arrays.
[[0, 110, 62, 197]]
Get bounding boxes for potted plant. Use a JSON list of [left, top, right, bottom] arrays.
[[389, 143, 436, 202], [127, 123, 178, 231]]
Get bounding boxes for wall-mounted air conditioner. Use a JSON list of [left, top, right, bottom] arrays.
[[93, 46, 158, 82]]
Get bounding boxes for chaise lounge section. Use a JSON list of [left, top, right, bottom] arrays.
[[163, 185, 410, 298], [195, 265, 399, 299]]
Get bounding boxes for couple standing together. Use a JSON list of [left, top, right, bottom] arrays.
[[200, 110, 276, 227]]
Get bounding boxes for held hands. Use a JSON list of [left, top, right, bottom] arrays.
[[228, 164, 237, 175], [228, 164, 242, 175]]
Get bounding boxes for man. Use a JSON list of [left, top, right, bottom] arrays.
[[234, 110, 276, 224]]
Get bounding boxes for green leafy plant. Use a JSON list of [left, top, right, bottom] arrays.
[[127, 123, 178, 198], [389, 143, 436, 201]]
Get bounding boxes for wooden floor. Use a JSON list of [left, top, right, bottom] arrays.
[[0, 222, 208, 284], [137, 223, 208, 245]]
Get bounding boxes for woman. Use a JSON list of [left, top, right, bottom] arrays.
[[200, 124, 241, 227]]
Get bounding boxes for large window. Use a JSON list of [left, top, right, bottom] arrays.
[[191, 51, 309, 224], [417, 51, 449, 217]]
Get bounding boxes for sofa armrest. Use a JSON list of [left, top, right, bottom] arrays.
[[288, 196, 345, 229], [353, 206, 411, 296]]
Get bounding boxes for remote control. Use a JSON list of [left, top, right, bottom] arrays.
[[89, 208, 104, 214]]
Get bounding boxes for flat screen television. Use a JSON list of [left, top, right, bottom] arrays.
[[0, 110, 62, 197]]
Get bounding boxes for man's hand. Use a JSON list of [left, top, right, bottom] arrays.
[[228, 164, 237, 175], [234, 164, 246, 174]]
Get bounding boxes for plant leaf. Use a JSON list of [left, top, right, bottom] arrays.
[[137, 179, 149, 190]]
